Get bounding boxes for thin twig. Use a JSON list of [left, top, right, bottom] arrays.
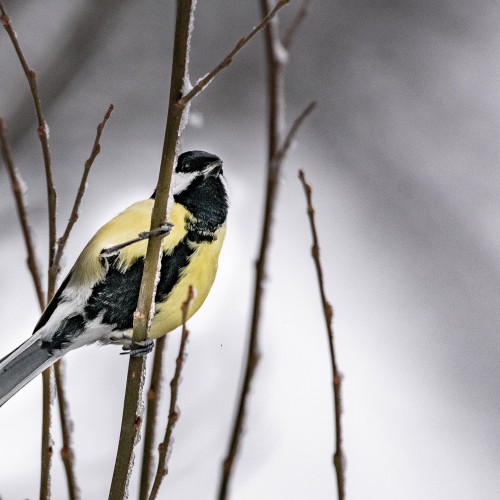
[[108, 2, 195, 497], [52, 104, 114, 276], [275, 101, 316, 163], [0, 118, 45, 310], [179, 0, 290, 106], [282, 0, 311, 50], [54, 360, 80, 500], [138, 335, 167, 500], [217, 1, 313, 497], [148, 286, 194, 500], [298, 170, 344, 499], [40, 369, 53, 500]]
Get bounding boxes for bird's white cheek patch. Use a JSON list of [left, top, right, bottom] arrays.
[[173, 171, 198, 195]]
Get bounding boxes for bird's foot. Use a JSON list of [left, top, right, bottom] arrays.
[[120, 338, 154, 357]]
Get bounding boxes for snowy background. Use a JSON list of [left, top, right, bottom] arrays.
[[0, 1, 499, 498]]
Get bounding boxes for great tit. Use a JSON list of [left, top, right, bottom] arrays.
[[0, 150, 228, 406]]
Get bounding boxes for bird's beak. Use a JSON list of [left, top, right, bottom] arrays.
[[205, 160, 223, 178]]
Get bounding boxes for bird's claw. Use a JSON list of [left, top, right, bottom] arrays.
[[120, 338, 154, 357]]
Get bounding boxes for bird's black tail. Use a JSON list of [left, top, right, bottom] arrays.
[[0, 333, 60, 406]]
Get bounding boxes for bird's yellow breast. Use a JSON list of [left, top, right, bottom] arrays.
[[70, 198, 226, 338], [149, 222, 226, 338]]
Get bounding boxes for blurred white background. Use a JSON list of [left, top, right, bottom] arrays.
[[0, 1, 499, 498]]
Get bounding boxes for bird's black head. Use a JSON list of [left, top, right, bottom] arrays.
[[176, 150, 223, 175], [152, 150, 228, 232]]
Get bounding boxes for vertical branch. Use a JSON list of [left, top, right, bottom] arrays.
[[54, 360, 80, 500], [148, 287, 194, 500], [108, 2, 194, 497], [218, 1, 314, 498], [40, 371, 53, 500], [0, 5, 56, 498], [298, 170, 344, 499], [138, 336, 167, 500], [108, 0, 283, 494]]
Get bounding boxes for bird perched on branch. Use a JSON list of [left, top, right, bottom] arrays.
[[0, 150, 228, 406]]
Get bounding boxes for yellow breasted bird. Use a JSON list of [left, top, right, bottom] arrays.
[[0, 150, 228, 406]]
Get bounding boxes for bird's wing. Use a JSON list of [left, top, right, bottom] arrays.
[[33, 271, 73, 333]]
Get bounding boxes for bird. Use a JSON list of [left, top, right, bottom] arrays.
[[0, 150, 228, 406]]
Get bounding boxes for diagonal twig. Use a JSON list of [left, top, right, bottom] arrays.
[[298, 170, 344, 499], [0, 118, 45, 311], [52, 104, 114, 276], [179, 0, 290, 106], [50, 105, 113, 500], [148, 286, 195, 500], [275, 101, 316, 164]]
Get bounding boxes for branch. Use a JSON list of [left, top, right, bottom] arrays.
[[138, 335, 167, 500], [108, 2, 195, 497], [0, 118, 45, 310], [39, 368, 53, 500], [298, 170, 344, 499], [1, 5, 58, 496], [112, 0, 295, 495], [179, 0, 290, 106], [51, 104, 114, 276], [148, 286, 194, 500], [217, 2, 313, 498], [282, 0, 311, 50], [54, 360, 80, 500], [0, 2, 57, 296]]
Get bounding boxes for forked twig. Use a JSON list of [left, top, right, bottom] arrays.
[[180, 0, 289, 106], [217, 1, 314, 498], [0, 119, 45, 310], [298, 170, 344, 499], [148, 286, 195, 500], [275, 101, 316, 163]]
